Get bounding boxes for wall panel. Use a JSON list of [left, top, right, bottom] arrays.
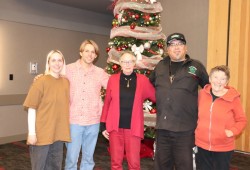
[[228, 0, 250, 152], [207, 0, 229, 70], [207, 0, 250, 152]]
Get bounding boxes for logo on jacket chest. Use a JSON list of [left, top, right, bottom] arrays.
[[188, 66, 197, 76]]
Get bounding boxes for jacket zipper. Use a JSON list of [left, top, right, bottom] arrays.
[[208, 102, 214, 150]]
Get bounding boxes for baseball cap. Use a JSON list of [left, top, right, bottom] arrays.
[[166, 33, 186, 46]]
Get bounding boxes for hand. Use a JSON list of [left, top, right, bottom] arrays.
[[27, 134, 37, 145], [225, 129, 234, 137], [33, 74, 44, 82], [102, 130, 109, 140]]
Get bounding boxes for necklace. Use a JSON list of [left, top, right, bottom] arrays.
[[169, 60, 184, 83], [169, 75, 174, 84], [125, 78, 132, 88], [169, 61, 174, 83]]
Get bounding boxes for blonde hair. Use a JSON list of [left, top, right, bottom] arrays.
[[79, 40, 99, 58], [45, 50, 66, 75]]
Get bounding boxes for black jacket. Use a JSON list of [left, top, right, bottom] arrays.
[[149, 55, 209, 132]]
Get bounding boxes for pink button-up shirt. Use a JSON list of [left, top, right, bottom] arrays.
[[66, 60, 109, 125]]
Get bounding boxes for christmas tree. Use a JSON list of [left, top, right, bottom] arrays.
[[103, 0, 166, 139]]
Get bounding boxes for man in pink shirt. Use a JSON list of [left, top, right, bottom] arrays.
[[65, 40, 109, 170]]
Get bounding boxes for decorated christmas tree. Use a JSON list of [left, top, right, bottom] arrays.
[[103, 0, 166, 139]]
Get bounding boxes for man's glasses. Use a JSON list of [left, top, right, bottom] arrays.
[[120, 60, 135, 65], [168, 42, 185, 47]]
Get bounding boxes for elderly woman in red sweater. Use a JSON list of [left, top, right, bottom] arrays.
[[195, 65, 247, 170], [100, 51, 155, 170]]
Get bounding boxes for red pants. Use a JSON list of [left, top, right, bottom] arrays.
[[109, 128, 141, 170]]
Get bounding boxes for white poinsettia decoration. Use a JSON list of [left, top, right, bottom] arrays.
[[145, 0, 157, 4], [143, 100, 153, 112], [131, 44, 144, 60]]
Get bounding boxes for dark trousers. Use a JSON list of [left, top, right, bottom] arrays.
[[196, 147, 233, 170], [29, 141, 64, 170], [154, 129, 194, 170]]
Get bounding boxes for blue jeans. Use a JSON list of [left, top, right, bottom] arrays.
[[65, 123, 100, 170]]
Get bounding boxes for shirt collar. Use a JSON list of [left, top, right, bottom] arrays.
[[76, 59, 95, 72]]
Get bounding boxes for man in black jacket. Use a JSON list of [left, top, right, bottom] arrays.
[[150, 33, 209, 170]]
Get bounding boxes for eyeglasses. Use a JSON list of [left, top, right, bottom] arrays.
[[120, 60, 135, 65], [168, 42, 185, 47]]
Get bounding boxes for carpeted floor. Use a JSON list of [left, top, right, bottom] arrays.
[[0, 135, 154, 170], [0, 135, 249, 170]]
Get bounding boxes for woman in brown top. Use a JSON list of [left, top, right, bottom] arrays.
[[23, 50, 70, 170]]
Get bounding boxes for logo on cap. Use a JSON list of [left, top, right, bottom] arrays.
[[167, 33, 186, 46]]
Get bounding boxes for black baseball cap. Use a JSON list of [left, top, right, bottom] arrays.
[[166, 33, 186, 46]]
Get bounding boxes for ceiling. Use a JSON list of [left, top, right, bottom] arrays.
[[42, 0, 114, 15]]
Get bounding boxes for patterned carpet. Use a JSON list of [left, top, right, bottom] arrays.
[[0, 135, 154, 170], [0, 135, 249, 170]]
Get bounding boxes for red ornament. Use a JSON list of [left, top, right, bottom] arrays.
[[115, 14, 119, 19], [130, 23, 136, 29], [117, 47, 122, 51], [106, 47, 111, 52], [143, 14, 150, 21], [157, 43, 164, 48], [112, 64, 118, 70], [150, 108, 157, 114], [135, 14, 140, 19]]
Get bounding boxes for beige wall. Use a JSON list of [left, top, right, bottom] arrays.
[[0, 20, 110, 95], [160, 0, 209, 65], [0, 21, 110, 144], [0, 0, 209, 144]]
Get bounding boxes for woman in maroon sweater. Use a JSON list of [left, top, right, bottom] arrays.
[[100, 51, 155, 170]]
